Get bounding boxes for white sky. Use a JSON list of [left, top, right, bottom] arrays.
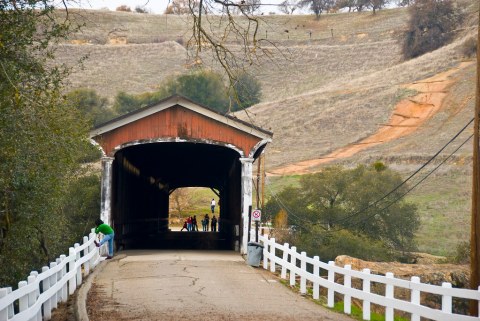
[[66, 0, 288, 14]]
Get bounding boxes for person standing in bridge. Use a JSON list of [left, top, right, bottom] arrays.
[[192, 215, 198, 231], [204, 214, 209, 231], [94, 219, 115, 259], [211, 215, 217, 232], [210, 198, 216, 213]]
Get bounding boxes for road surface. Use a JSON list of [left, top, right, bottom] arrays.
[[87, 250, 354, 321]]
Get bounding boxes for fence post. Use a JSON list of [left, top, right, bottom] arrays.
[[344, 265, 351, 315], [6, 287, 12, 319], [27, 274, 36, 307], [289, 246, 297, 287], [263, 235, 268, 270], [411, 276, 420, 321], [68, 247, 77, 294], [49, 262, 58, 310], [300, 252, 307, 295], [60, 255, 68, 302], [385, 272, 394, 321], [89, 232, 97, 268], [0, 288, 7, 321], [313, 256, 320, 300], [30, 271, 41, 321], [281, 243, 289, 279], [42, 266, 52, 320], [270, 238, 276, 273], [327, 261, 335, 308], [55, 258, 63, 304], [362, 268, 371, 320], [442, 282, 452, 314], [83, 236, 90, 276], [74, 243, 82, 286], [18, 280, 29, 314]]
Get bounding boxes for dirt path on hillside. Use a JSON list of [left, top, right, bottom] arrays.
[[269, 62, 473, 176]]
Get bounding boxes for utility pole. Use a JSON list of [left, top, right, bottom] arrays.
[[471, 6, 480, 316]]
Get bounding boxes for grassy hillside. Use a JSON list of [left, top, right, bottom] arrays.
[[55, 4, 479, 256]]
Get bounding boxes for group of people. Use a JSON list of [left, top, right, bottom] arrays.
[[181, 213, 217, 232]]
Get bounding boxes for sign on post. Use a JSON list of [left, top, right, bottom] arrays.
[[252, 209, 261, 222]]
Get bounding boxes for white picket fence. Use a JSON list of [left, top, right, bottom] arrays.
[[0, 229, 102, 321], [258, 234, 480, 321]]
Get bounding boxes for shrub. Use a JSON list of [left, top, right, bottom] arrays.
[[230, 73, 262, 111], [401, 0, 462, 60], [460, 36, 477, 58], [116, 5, 131, 12]]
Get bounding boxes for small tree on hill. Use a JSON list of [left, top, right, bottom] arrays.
[[230, 73, 262, 111], [298, 0, 335, 19], [401, 0, 462, 60], [116, 5, 132, 12]]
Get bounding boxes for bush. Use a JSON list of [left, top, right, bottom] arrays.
[[401, 0, 462, 60], [461, 36, 477, 58], [116, 5, 131, 12], [231, 73, 262, 111]]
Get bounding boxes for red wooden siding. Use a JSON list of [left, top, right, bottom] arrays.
[[93, 105, 262, 156]]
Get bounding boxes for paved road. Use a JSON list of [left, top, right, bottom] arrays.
[[87, 250, 354, 321]]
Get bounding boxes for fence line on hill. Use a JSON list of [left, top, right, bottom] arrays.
[[257, 234, 480, 321], [0, 229, 102, 321]]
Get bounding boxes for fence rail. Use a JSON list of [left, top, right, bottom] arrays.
[[0, 229, 102, 321], [258, 234, 480, 321]]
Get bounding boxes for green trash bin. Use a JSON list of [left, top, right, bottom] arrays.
[[247, 242, 264, 267]]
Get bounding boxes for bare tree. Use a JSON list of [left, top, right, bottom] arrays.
[[186, 0, 279, 89], [298, 0, 334, 19], [279, 0, 298, 14]]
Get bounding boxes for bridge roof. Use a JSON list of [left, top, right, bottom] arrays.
[[90, 95, 273, 157]]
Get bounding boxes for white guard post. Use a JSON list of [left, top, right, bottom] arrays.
[[100, 156, 114, 225], [240, 157, 254, 254]]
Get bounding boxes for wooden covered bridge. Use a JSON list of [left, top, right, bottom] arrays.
[[90, 95, 272, 254]]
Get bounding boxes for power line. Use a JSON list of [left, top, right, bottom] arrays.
[[340, 133, 474, 231], [333, 117, 474, 224]]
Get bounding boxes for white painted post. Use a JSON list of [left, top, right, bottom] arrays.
[[239, 157, 254, 254], [300, 252, 307, 295], [270, 238, 276, 273], [263, 235, 269, 270], [30, 271, 41, 321], [362, 269, 371, 321], [27, 274, 36, 306], [83, 236, 90, 276], [411, 276, 420, 321], [0, 288, 7, 321], [289, 246, 297, 287], [18, 281, 29, 314], [60, 255, 68, 303], [478, 286, 480, 317], [49, 262, 58, 309], [55, 258, 63, 305], [74, 243, 82, 286], [100, 156, 114, 225], [327, 261, 335, 308], [313, 256, 320, 300], [441, 282, 452, 314], [385, 272, 394, 321], [6, 287, 12, 319], [42, 266, 52, 320], [281, 243, 289, 279], [68, 247, 77, 294], [89, 232, 97, 268], [344, 265, 351, 315]]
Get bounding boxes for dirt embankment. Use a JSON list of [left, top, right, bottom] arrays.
[[269, 61, 474, 176]]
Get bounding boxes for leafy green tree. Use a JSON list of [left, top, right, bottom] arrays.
[[113, 91, 165, 116], [231, 73, 262, 111], [0, 0, 93, 287], [402, 0, 461, 60], [265, 164, 420, 261], [67, 88, 116, 126], [159, 70, 230, 113]]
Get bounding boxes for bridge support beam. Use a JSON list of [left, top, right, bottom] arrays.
[[100, 156, 114, 225], [240, 157, 254, 254]]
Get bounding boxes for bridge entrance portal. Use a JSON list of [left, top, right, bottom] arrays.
[[90, 95, 272, 253]]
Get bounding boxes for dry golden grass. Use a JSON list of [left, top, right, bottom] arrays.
[[54, 4, 478, 255]]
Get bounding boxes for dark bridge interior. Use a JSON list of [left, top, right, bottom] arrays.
[[111, 142, 242, 250]]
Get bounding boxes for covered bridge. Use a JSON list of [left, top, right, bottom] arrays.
[[90, 95, 272, 254]]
